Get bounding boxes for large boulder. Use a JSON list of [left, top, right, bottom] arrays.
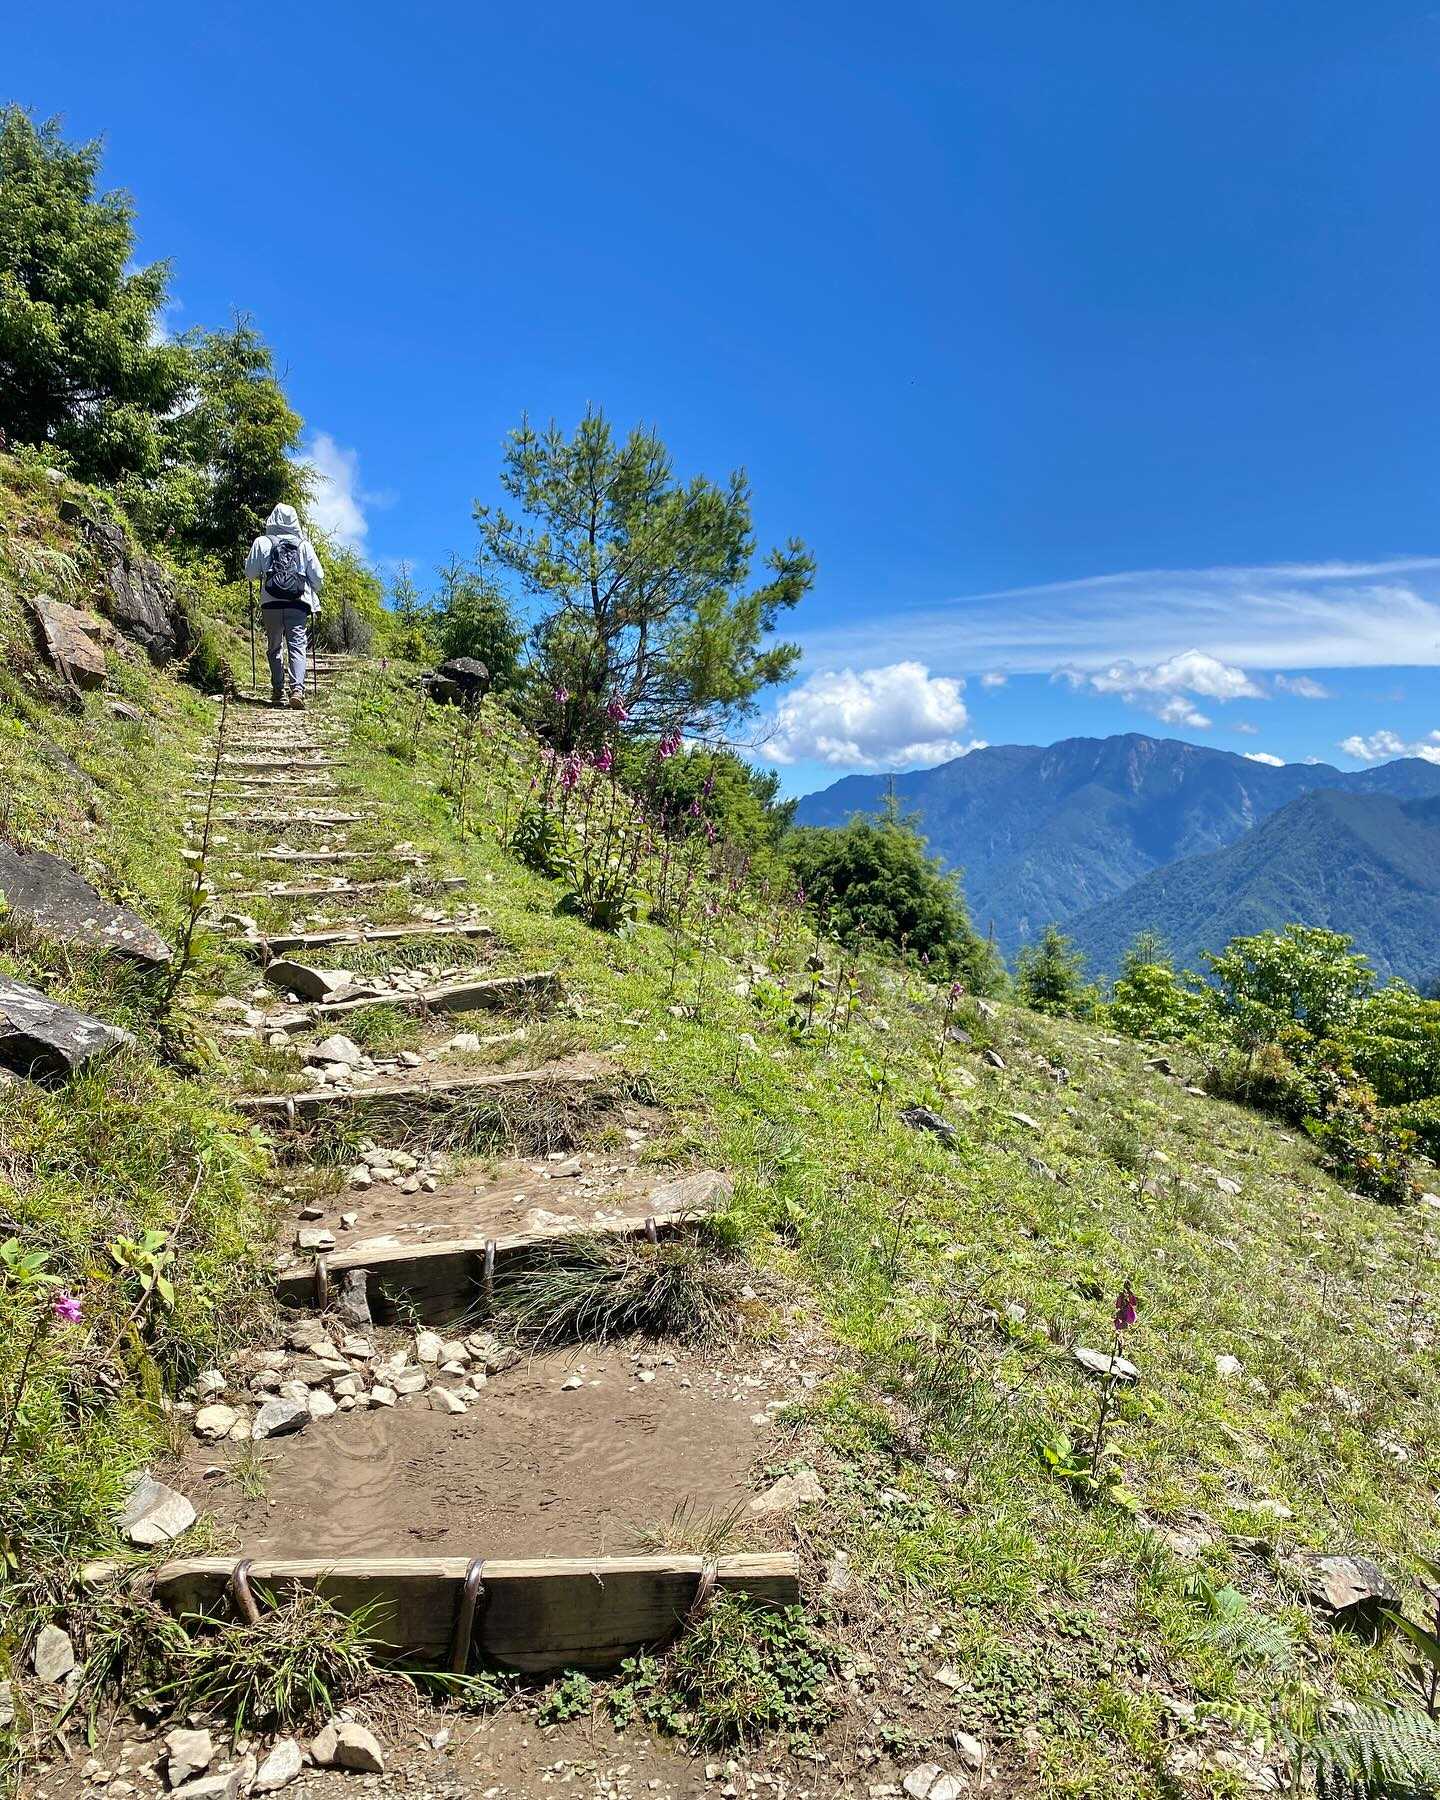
[[0, 976, 133, 1081], [425, 658, 489, 707], [0, 845, 171, 967], [27, 596, 108, 691]]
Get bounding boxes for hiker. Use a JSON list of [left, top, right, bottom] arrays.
[[244, 503, 324, 708]]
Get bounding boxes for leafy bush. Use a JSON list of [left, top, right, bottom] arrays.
[[782, 813, 1001, 991], [1106, 938, 1215, 1041], [433, 559, 523, 686], [1204, 925, 1373, 1048], [1307, 1094, 1420, 1204], [1388, 1096, 1440, 1164]]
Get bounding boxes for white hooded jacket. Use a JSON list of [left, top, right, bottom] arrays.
[[244, 504, 325, 613]]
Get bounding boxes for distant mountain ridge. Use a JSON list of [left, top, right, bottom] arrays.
[[1067, 789, 1440, 987], [793, 734, 1440, 955]]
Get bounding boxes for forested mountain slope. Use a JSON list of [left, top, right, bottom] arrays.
[[794, 733, 1440, 952]]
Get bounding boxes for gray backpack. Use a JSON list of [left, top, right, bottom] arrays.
[[264, 537, 307, 602]]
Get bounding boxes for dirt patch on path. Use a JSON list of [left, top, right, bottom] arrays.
[[179, 1346, 796, 1562]]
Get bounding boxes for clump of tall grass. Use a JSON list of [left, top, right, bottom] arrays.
[[490, 1224, 747, 1346]]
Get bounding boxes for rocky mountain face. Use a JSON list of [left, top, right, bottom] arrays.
[[794, 734, 1440, 955]]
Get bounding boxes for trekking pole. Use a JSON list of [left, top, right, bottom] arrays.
[[311, 612, 318, 699], [248, 580, 256, 695]]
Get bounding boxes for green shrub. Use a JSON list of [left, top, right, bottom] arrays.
[[1387, 1096, 1440, 1166], [782, 812, 1002, 991]]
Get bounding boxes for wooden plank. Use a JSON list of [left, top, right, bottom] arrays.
[[235, 921, 493, 956], [236, 1061, 607, 1122], [275, 1173, 729, 1319], [222, 849, 427, 866], [84, 1554, 798, 1670], [209, 812, 362, 827], [216, 877, 464, 903], [308, 969, 559, 1019]]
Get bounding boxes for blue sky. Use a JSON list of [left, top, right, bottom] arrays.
[[10, 0, 1440, 794]]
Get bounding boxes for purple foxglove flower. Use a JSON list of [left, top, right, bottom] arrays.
[[605, 695, 628, 723], [594, 746, 614, 773], [52, 1290, 83, 1325], [658, 732, 681, 760], [1113, 1285, 1138, 1333]]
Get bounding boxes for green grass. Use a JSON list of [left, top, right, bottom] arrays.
[[323, 666, 1440, 1794], [3, 484, 1439, 1798]]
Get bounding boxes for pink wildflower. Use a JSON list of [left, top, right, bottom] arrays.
[[605, 695, 628, 723], [552, 687, 570, 706], [658, 731, 681, 760], [594, 745, 614, 774], [52, 1290, 83, 1325], [559, 754, 582, 793], [1113, 1284, 1138, 1333]]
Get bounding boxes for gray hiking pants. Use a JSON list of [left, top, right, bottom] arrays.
[[263, 604, 310, 697]]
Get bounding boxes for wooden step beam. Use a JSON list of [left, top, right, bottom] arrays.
[[306, 968, 559, 1019], [236, 1060, 607, 1125], [221, 849, 427, 867], [207, 811, 362, 827], [216, 876, 464, 903], [235, 920, 493, 956], [276, 1177, 728, 1320], [83, 1554, 798, 1671]]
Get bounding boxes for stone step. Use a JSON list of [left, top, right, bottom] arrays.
[[234, 920, 494, 956], [83, 1554, 798, 1672]]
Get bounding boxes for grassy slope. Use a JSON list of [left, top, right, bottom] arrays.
[[336, 671, 1440, 1797], [0, 458, 272, 1636], [0, 466, 1436, 1794]]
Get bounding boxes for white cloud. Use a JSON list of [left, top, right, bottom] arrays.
[[1274, 674, 1332, 699], [980, 671, 1008, 689], [759, 662, 981, 770], [298, 432, 373, 551], [1058, 647, 1263, 729], [797, 557, 1440, 675], [1232, 721, 1260, 735], [1338, 728, 1440, 766], [1243, 751, 1286, 766]]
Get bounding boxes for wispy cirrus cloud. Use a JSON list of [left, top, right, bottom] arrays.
[[798, 557, 1440, 675]]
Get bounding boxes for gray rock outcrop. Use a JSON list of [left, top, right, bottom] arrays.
[[0, 976, 133, 1080]]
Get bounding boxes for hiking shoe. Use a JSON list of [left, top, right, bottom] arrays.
[[270, 691, 286, 708], [289, 689, 306, 710]]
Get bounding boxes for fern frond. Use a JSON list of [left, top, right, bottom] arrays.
[[1308, 1702, 1440, 1798]]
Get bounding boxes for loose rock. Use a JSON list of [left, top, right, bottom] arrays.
[[253, 1739, 304, 1793], [117, 1470, 196, 1546], [749, 1468, 825, 1514], [32, 1623, 75, 1684], [253, 1398, 308, 1439], [164, 1728, 214, 1788]]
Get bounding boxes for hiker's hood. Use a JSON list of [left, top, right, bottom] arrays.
[[266, 504, 303, 537]]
